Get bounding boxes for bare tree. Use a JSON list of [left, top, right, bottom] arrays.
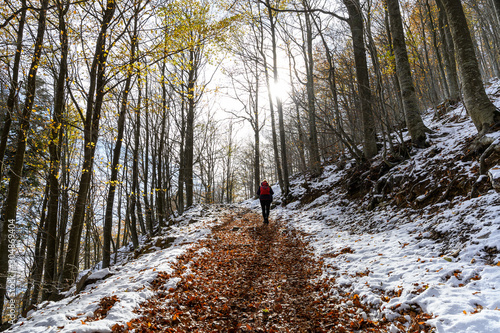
[[386, 0, 430, 147], [438, 0, 500, 134], [61, 0, 117, 287]]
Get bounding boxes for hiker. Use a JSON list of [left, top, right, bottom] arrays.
[[257, 180, 274, 223]]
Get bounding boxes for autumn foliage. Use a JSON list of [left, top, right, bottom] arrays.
[[110, 211, 433, 332]]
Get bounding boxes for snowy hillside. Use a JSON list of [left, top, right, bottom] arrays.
[[255, 79, 500, 332], [6, 206, 225, 333]]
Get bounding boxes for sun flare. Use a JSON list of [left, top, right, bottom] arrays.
[[269, 79, 291, 101]]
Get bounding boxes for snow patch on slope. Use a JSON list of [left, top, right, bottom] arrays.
[[250, 79, 500, 332], [7, 206, 224, 333]]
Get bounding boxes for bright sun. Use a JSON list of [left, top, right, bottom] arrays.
[[269, 79, 291, 101]]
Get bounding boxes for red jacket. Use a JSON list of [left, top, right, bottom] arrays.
[[257, 182, 274, 201]]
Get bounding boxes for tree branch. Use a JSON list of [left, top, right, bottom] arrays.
[[256, 0, 348, 22]]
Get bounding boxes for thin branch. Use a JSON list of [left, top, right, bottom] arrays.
[[256, 0, 348, 22]]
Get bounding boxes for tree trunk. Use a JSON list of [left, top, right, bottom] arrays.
[[177, 98, 186, 215], [266, 0, 290, 195], [264, 63, 284, 190], [253, 58, 261, 196], [102, 4, 139, 267], [343, 0, 378, 159], [132, 81, 146, 236], [0, 0, 49, 322], [435, 0, 460, 102], [384, 7, 405, 123], [418, 7, 439, 106], [61, 0, 116, 287], [0, 0, 26, 178], [42, 0, 69, 301], [386, 0, 430, 147], [256, 1, 283, 191], [318, 12, 364, 161], [439, 0, 500, 133], [303, 2, 322, 175], [475, 6, 500, 78], [29, 184, 49, 307], [57, 143, 70, 278], [143, 78, 154, 236], [425, 0, 450, 101], [492, 0, 500, 29], [158, 60, 168, 222], [184, 47, 198, 209]]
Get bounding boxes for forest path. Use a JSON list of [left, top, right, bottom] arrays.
[[124, 209, 428, 332]]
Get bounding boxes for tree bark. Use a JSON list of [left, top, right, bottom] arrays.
[[0, 0, 26, 178], [0, 0, 49, 322], [143, 78, 154, 236], [492, 0, 500, 29], [343, 0, 378, 159], [439, 0, 500, 133], [102, 1, 139, 268], [253, 58, 261, 196], [158, 60, 169, 221], [266, 0, 290, 195], [303, 2, 322, 175], [386, 0, 430, 147], [435, 0, 460, 102], [57, 143, 70, 278], [42, 0, 70, 301], [184, 47, 197, 208], [29, 184, 49, 307], [425, 0, 450, 101]]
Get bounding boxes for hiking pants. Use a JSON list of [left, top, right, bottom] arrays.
[[260, 200, 271, 219]]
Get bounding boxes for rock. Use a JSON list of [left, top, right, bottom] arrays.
[[75, 271, 92, 294], [488, 165, 500, 192]]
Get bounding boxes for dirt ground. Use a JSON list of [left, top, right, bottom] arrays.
[[119, 210, 432, 332]]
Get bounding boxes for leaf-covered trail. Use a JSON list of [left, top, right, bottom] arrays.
[[124, 209, 430, 332]]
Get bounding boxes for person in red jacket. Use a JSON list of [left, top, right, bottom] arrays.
[[257, 180, 274, 223]]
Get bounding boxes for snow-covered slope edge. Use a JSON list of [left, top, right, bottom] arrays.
[[7, 205, 225, 333], [256, 80, 500, 332]]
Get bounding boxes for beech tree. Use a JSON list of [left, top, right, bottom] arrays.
[[386, 0, 430, 147], [438, 0, 500, 134], [342, 0, 378, 159], [41, 0, 70, 302], [0, 0, 27, 179], [102, 0, 143, 269]]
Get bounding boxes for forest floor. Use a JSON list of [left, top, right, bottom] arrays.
[[122, 210, 432, 333]]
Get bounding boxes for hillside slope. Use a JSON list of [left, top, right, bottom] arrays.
[[6, 206, 225, 333], [256, 79, 500, 332]]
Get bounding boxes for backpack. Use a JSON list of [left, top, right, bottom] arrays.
[[260, 185, 271, 195]]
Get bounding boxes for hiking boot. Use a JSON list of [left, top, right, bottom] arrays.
[[264, 217, 269, 224]]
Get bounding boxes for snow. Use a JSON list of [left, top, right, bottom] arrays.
[[271, 188, 500, 331], [8, 206, 223, 333], [87, 268, 111, 280], [258, 81, 500, 332], [8, 80, 500, 332]]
